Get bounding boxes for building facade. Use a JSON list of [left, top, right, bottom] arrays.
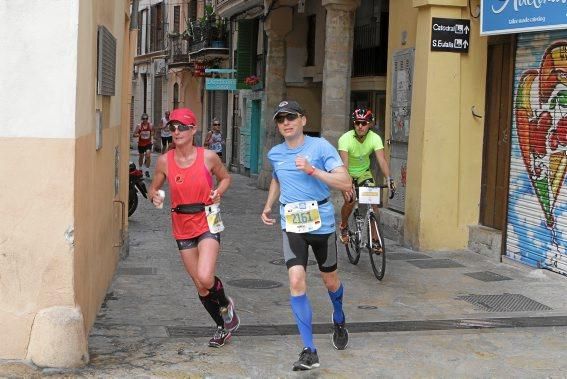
[[0, 0, 134, 366]]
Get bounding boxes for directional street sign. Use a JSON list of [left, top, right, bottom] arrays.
[[431, 18, 470, 53]]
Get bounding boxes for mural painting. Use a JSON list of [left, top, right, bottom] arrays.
[[508, 32, 567, 275]]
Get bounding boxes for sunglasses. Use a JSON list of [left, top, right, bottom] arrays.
[[354, 120, 368, 126], [275, 113, 300, 124], [168, 123, 194, 132]]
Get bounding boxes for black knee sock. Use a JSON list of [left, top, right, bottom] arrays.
[[199, 292, 224, 327], [208, 276, 229, 308]]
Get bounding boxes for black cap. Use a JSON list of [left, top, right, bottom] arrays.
[[272, 100, 304, 119]]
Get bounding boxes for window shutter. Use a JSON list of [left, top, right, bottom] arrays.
[[236, 19, 258, 89], [97, 25, 116, 96]]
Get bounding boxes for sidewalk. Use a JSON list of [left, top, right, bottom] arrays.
[[2, 151, 567, 378]]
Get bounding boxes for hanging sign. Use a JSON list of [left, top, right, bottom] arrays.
[[481, 0, 567, 35], [431, 18, 470, 53]]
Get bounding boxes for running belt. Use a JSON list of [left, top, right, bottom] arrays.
[[171, 203, 205, 214], [280, 198, 328, 207]]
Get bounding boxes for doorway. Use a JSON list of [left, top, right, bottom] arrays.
[[479, 35, 514, 231], [249, 100, 261, 175]]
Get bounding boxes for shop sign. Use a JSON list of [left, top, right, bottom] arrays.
[[431, 18, 470, 53], [205, 78, 237, 91], [481, 0, 567, 35]]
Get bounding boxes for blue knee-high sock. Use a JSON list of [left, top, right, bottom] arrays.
[[328, 283, 345, 324], [290, 294, 315, 351]]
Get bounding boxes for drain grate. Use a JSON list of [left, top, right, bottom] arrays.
[[118, 267, 157, 275], [457, 293, 552, 312], [464, 271, 513, 282], [227, 279, 283, 289], [165, 315, 567, 337], [406, 259, 464, 269], [387, 252, 432, 261], [269, 258, 316, 266]]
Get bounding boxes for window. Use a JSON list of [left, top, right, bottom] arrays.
[[188, 1, 197, 22], [236, 19, 259, 89], [97, 25, 116, 96], [173, 6, 180, 34], [150, 3, 164, 52], [173, 83, 179, 110], [306, 15, 316, 66]]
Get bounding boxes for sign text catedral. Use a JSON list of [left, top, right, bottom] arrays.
[[431, 18, 471, 53]]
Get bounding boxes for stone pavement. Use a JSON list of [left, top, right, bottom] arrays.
[[2, 151, 567, 378]]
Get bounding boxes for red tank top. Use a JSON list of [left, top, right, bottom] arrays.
[[167, 148, 213, 239], [138, 123, 152, 146]]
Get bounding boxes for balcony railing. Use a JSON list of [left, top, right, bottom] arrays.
[[186, 17, 229, 53], [352, 22, 387, 77], [169, 38, 189, 64]]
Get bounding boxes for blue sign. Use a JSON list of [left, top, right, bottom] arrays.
[[481, 0, 567, 35], [205, 78, 237, 91], [205, 68, 236, 74]]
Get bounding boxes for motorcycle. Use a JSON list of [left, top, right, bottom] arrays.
[[129, 162, 148, 217]]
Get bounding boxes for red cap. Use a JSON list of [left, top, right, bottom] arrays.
[[168, 108, 197, 126]]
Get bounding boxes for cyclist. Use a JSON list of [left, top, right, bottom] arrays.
[[337, 108, 395, 244], [261, 100, 352, 371]]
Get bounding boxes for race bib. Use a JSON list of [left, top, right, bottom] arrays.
[[140, 130, 151, 139], [205, 203, 224, 233], [284, 201, 322, 233], [358, 186, 381, 205]]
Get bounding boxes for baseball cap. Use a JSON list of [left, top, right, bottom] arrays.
[[167, 108, 197, 126], [272, 100, 304, 119]]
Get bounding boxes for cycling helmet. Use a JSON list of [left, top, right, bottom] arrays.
[[351, 108, 374, 122]]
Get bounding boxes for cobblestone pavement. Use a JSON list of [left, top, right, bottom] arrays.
[[2, 151, 567, 378]]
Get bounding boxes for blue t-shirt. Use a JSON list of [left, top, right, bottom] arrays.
[[268, 135, 343, 234]]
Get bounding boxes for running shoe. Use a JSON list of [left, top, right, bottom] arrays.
[[208, 326, 231, 348], [331, 314, 349, 350], [145, 170, 150, 178], [220, 297, 240, 332], [292, 347, 320, 371], [339, 224, 349, 244]]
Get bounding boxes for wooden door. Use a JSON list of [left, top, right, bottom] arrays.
[[480, 35, 514, 230]]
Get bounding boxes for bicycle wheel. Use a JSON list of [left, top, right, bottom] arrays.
[[367, 213, 386, 280], [345, 214, 361, 265]]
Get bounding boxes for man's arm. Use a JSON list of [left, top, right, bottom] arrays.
[[295, 156, 351, 192], [374, 149, 391, 179], [261, 178, 280, 225], [339, 150, 354, 201]]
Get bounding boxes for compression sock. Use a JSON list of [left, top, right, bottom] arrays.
[[290, 294, 315, 351], [199, 292, 224, 327], [207, 276, 229, 308], [328, 283, 345, 324]]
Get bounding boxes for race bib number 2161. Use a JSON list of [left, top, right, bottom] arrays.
[[284, 201, 322, 233]]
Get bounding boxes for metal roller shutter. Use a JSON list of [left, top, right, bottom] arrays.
[[506, 30, 567, 276]]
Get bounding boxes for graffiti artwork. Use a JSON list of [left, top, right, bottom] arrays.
[[508, 31, 567, 275]]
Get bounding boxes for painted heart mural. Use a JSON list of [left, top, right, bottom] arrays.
[[515, 41, 567, 228]]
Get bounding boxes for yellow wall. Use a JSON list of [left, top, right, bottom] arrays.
[[0, 138, 76, 358], [390, 0, 487, 250], [0, 0, 131, 361], [74, 0, 131, 332]]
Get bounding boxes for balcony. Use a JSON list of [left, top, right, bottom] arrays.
[[186, 17, 229, 60], [168, 37, 190, 67], [215, 0, 263, 19], [352, 22, 388, 77]]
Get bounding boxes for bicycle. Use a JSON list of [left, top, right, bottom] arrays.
[[344, 183, 393, 280]]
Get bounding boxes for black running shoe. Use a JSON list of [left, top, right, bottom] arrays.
[[331, 314, 349, 350], [292, 347, 320, 371], [208, 326, 231, 348], [145, 170, 150, 178]]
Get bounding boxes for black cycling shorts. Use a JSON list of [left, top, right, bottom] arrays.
[[282, 231, 338, 273]]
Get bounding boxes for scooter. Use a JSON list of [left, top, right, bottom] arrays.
[[129, 162, 148, 217]]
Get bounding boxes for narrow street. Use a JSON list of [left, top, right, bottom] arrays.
[[57, 151, 567, 377]]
